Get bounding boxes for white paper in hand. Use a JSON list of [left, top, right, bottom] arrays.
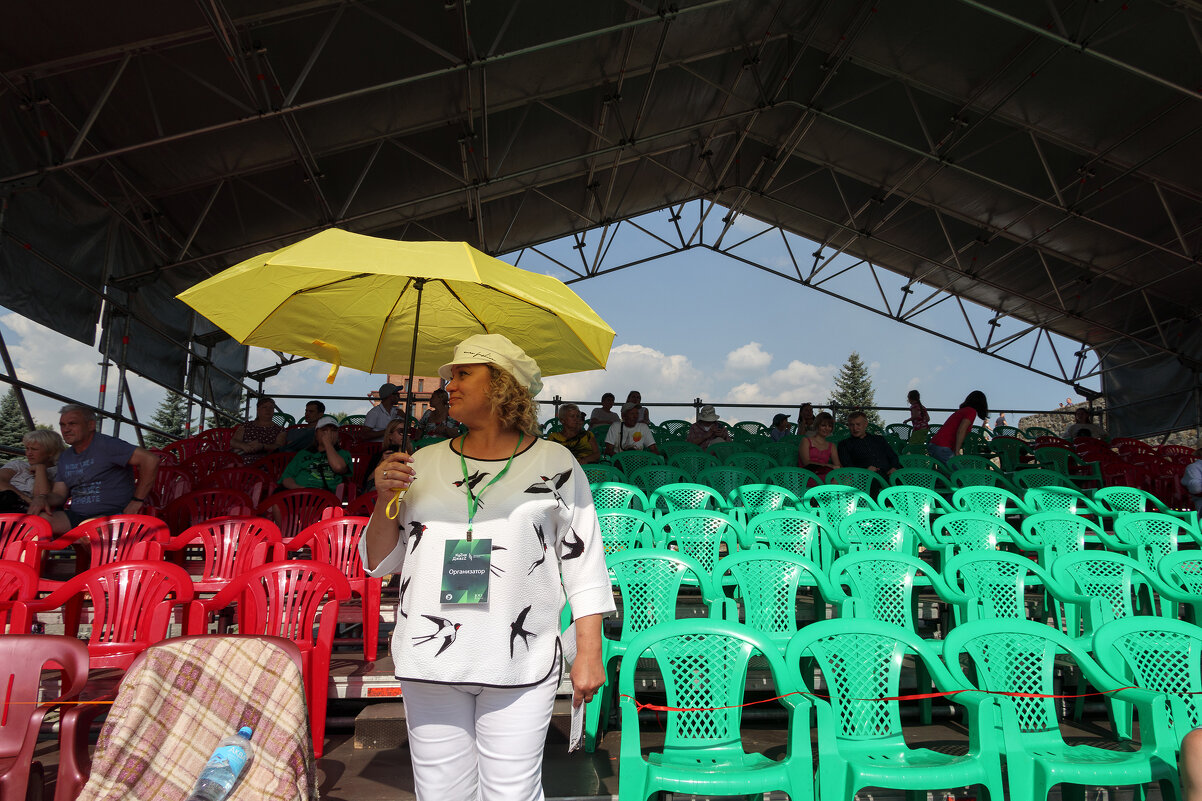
[[561, 623, 586, 752]]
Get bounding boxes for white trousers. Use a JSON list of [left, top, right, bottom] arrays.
[[399, 670, 557, 801]]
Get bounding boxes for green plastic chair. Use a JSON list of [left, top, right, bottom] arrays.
[[696, 465, 758, 500], [590, 424, 611, 446], [582, 463, 624, 484], [1094, 485, 1192, 521], [1021, 426, 1058, 439], [889, 466, 953, 493], [1093, 616, 1202, 742], [658, 440, 704, 460], [760, 466, 823, 498], [731, 420, 768, 438], [942, 549, 1065, 627], [1018, 511, 1118, 568], [596, 510, 656, 555], [786, 619, 1004, 801], [716, 551, 852, 653], [706, 441, 743, 462], [949, 468, 1018, 492], [951, 486, 1032, 519], [610, 450, 664, 475], [877, 485, 955, 540], [927, 511, 1020, 567], [825, 467, 888, 496], [627, 464, 691, 497], [947, 454, 1001, 473], [617, 619, 815, 801], [757, 439, 798, 467], [1113, 511, 1200, 580], [587, 549, 720, 752], [646, 482, 729, 515], [991, 425, 1023, 439], [830, 550, 960, 636], [589, 481, 649, 512], [1033, 447, 1103, 489], [961, 431, 989, 456], [1011, 469, 1075, 490], [666, 450, 718, 478], [745, 510, 828, 561], [657, 419, 691, 439], [655, 510, 743, 577], [1157, 551, 1202, 623], [987, 436, 1033, 473], [801, 486, 878, 568], [943, 619, 1182, 801], [899, 453, 946, 473], [1050, 550, 1183, 642], [1022, 486, 1104, 519], [723, 450, 777, 477], [884, 422, 913, 441], [726, 483, 800, 530], [832, 512, 922, 562]]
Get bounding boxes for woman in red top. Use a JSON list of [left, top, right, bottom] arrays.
[[928, 391, 988, 464]]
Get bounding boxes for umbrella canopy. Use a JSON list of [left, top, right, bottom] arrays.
[[177, 229, 615, 381]]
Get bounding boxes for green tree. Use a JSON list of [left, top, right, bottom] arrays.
[[0, 388, 30, 448], [827, 352, 882, 428], [145, 391, 191, 449]]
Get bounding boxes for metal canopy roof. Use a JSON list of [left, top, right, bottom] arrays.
[[2, 1, 1201, 415]]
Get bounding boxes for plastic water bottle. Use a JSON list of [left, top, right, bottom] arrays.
[[186, 727, 254, 801]]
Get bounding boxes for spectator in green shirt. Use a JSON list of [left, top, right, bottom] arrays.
[[282, 415, 351, 492]]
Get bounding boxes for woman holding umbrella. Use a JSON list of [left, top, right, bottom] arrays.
[[361, 334, 613, 801]]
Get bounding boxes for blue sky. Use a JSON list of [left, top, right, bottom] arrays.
[[1, 207, 1097, 433]]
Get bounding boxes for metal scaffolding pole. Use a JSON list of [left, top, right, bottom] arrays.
[[0, 330, 34, 430]]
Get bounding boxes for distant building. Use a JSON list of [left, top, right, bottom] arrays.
[[369, 374, 442, 420]]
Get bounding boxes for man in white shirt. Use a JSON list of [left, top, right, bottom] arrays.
[[366, 382, 401, 438], [603, 402, 659, 456]]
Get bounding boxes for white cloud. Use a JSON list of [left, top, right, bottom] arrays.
[[724, 342, 772, 371], [539, 343, 709, 420], [907, 376, 921, 390], [719, 359, 837, 422], [869, 360, 881, 371]]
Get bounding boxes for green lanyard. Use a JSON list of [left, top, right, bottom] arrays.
[[458, 432, 524, 541]]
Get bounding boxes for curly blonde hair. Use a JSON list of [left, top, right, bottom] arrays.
[[487, 365, 539, 437]]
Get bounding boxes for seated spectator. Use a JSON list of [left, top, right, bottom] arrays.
[[625, 390, 652, 425], [603, 402, 659, 456], [364, 419, 409, 492], [799, 411, 842, 476], [28, 404, 160, 534], [928, 391, 989, 464], [837, 410, 900, 477], [687, 405, 733, 450], [284, 400, 325, 451], [0, 429, 65, 512], [418, 389, 460, 440], [589, 393, 621, 428], [768, 413, 791, 442], [1064, 407, 1109, 441], [231, 397, 286, 464], [281, 415, 351, 492], [796, 402, 817, 436], [548, 404, 600, 464], [1183, 447, 1202, 514], [906, 390, 930, 442], [366, 382, 402, 438]]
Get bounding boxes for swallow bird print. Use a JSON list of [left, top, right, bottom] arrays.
[[525, 469, 571, 508], [510, 605, 536, 658], [528, 523, 548, 575], [408, 521, 427, 552], [561, 527, 585, 560], [412, 614, 462, 656]]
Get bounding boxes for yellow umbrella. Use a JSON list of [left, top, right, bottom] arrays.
[[177, 228, 614, 384]]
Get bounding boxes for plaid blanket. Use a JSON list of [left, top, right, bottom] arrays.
[[77, 637, 317, 801]]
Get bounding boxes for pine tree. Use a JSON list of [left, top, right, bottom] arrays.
[[206, 392, 246, 429], [145, 391, 191, 449], [0, 388, 30, 448], [827, 352, 882, 428]]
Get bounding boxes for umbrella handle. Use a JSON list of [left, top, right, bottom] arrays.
[[386, 488, 407, 520]]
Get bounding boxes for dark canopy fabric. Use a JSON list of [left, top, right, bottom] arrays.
[[1, 1, 1200, 434]]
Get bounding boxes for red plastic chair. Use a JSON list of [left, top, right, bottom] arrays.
[[338, 424, 377, 447], [251, 452, 295, 484], [162, 437, 206, 463], [288, 516, 382, 660], [0, 513, 53, 571], [148, 465, 193, 508], [345, 445, 381, 491], [186, 561, 351, 757], [58, 514, 171, 570], [345, 491, 379, 517], [198, 466, 273, 506], [256, 488, 341, 542], [0, 561, 38, 634], [1112, 437, 1158, 458], [14, 561, 195, 671], [194, 426, 236, 450], [0, 635, 90, 801], [163, 516, 284, 593], [147, 448, 178, 467], [180, 451, 243, 483], [162, 489, 255, 535]]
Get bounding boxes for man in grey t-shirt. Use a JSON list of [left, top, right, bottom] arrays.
[[27, 404, 160, 534]]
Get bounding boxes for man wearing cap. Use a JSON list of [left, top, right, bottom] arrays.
[[687, 405, 733, 450], [366, 382, 402, 438], [281, 415, 351, 491], [603, 402, 659, 456], [768, 413, 791, 441]]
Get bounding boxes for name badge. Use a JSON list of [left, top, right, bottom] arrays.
[[441, 538, 491, 604]]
